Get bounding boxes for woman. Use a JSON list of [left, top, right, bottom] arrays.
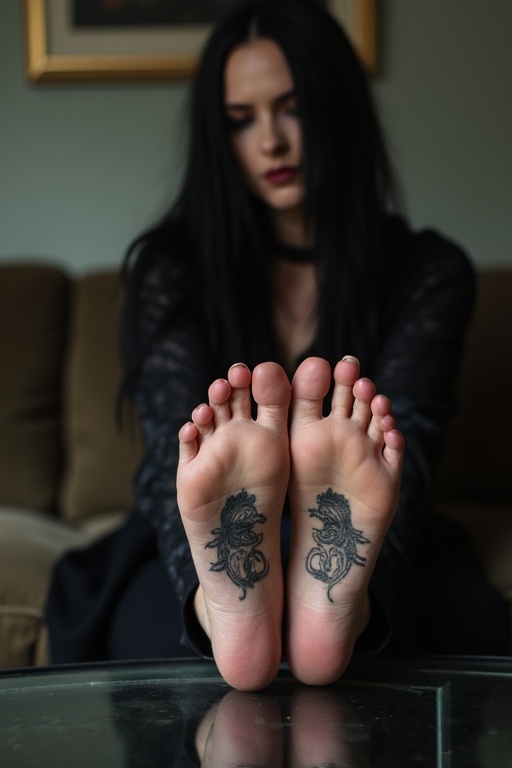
[[47, 0, 495, 691]]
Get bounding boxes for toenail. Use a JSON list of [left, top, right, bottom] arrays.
[[342, 355, 359, 365], [229, 362, 249, 371]]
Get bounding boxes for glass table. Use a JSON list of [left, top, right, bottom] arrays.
[[0, 656, 511, 766]]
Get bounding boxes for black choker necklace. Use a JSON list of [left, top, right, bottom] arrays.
[[274, 241, 316, 264]]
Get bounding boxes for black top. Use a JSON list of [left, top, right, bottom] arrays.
[[129, 215, 476, 655]]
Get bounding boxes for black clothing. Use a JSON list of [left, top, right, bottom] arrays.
[[48, 216, 506, 663]]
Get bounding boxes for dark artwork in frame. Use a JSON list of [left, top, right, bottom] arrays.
[[72, 0, 249, 27]]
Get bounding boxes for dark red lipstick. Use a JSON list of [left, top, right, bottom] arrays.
[[264, 166, 298, 184]]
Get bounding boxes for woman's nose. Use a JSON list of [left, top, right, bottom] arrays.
[[260, 118, 287, 155]]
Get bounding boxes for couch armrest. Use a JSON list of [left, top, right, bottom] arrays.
[[0, 507, 89, 668]]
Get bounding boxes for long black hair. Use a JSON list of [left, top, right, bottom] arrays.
[[121, 0, 400, 393]]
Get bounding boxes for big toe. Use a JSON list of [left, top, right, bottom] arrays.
[[252, 362, 290, 429], [291, 357, 331, 424]]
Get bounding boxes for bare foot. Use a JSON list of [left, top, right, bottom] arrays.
[[290, 687, 367, 767], [195, 690, 282, 767], [287, 356, 404, 685], [177, 361, 291, 691]]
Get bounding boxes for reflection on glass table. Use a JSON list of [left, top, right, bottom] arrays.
[[0, 656, 511, 767]]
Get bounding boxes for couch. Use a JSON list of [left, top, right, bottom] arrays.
[[0, 261, 511, 669]]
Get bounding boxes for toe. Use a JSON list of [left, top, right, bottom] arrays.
[[178, 422, 199, 464], [291, 357, 331, 425], [331, 357, 360, 416], [367, 394, 404, 471], [208, 378, 232, 426], [383, 429, 404, 473], [252, 361, 290, 430], [367, 394, 392, 444], [192, 403, 215, 441], [350, 377, 375, 428], [227, 362, 252, 388], [227, 363, 252, 418]]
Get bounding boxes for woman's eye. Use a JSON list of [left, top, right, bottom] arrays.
[[225, 114, 253, 131], [281, 97, 298, 117]]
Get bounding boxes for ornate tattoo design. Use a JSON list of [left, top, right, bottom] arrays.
[[206, 490, 269, 600], [306, 488, 370, 602]]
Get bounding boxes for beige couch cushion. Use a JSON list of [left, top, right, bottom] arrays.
[[59, 272, 143, 521], [0, 507, 89, 668], [0, 264, 69, 512]]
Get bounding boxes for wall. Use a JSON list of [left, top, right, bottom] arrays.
[[374, 0, 512, 268], [1, 0, 511, 273]]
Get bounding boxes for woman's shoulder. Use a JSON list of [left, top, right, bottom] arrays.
[[121, 218, 197, 346], [382, 215, 477, 333], [127, 219, 194, 296], [385, 214, 476, 291]]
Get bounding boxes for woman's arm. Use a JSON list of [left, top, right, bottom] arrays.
[[129, 254, 214, 652], [362, 227, 476, 649]]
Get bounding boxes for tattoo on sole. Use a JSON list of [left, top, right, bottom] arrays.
[[306, 488, 370, 602], [206, 490, 269, 600]]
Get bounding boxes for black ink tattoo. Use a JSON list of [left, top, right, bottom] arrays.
[[206, 490, 269, 600], [306, 488, 370, 602]]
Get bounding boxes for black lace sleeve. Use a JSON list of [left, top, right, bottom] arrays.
[[130, 226, 476, 658], [130, 255, 213, 625], [362, 226, 476, 649]]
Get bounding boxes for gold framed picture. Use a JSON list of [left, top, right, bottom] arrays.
[[24, 0, 377, 84]]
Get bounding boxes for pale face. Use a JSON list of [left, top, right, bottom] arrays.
[[224, 39, 306, 239]]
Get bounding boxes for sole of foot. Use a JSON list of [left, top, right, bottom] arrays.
[[177, 361, 291, 690], [286, 356, 404, 685]]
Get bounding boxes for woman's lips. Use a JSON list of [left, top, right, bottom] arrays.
[[264, 166, 298, 184]]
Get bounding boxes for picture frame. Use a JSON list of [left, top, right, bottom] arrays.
[[24, 0, 377, 84]]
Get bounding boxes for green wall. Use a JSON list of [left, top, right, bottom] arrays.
[[1, 0, 511, 273]]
